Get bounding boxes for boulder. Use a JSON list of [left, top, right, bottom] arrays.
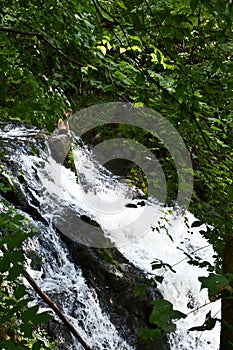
[[47, 134, 72, 164]]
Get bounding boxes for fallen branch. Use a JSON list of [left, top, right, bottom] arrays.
[[23, 270, 93, 350], [1, 244, 93, 350]]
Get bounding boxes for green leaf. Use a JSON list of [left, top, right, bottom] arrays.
[[14, 284, 26, 300], [22, 305, 39, 323], [0, 256, 10, 273], [154, 275, 164, 284], [20, 322, 33, 337], [11, 250, 25, 263], [7, 231, 28, 251], [175, 84, 186, 99], [189, 311, 218, 331], [134, 102, 144, 108], [0, 340, 22, 349], [136, 74, 144, 85], [134, 283, 146, 297], [139, 328, 163, 341], [226, 185, 233, 201], [17, 298, 30, 309], [97, 45, 107, 55], [149, 300, 186, 333], [0, 312, 12, 324], [191, 221, 203, 228], [32, 341, 43, 350], [151, 260, 176, 273], [32, 312, 52, 325], [7, 264, 25, 281], [199, 273, 230, 300], [116, 0, 127, 10], [120, 47, 127, 54], [151, 262, 163, 270]]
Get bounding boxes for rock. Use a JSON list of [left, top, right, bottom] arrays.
[[60, 234, 169, 350], [47, 134, 72, 164]]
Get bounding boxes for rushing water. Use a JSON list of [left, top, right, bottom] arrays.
[[0, 125, 220, 349], [24, 222, 134, 350]]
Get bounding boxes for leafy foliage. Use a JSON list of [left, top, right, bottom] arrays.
[[0, 194, 55, 349], [0, 0, 233, 348], [150, 300, 186, 333], [139, 299, 186, 341], [199, 273, 232, 302]]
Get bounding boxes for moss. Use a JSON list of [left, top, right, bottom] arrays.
[[126, 167, 148, 196], [63, 149, 77, 176], [97, 248, 120, 267]]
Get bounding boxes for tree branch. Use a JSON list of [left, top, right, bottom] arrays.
[[0, 27, 83, 67], [23, 270, 93, 350], [1, 244, 93, 350]]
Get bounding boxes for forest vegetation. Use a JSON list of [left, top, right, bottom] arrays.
[[0, 0, 232, 349]]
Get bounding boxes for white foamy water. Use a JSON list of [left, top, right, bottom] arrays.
[[72, 145, 221, 350], [23, 225, 134, 350], [119, 214, 220, 350]]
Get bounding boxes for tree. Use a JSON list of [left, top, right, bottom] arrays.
[[0, 0, 233, 348]]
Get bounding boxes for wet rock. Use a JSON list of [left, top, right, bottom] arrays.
[[60, 235, 169, 350], [47, 134, 72, 164], [46, 320, 75, 350]]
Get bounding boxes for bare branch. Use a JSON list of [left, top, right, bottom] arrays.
[[1, 244, 93, 350], [0, 27, 83, 67], [0, 26, 41, 36], [23, 270, 93, 350]]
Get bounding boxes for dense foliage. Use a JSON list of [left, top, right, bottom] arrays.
[[0, 189, 55, 349], [0, 0, 232, 349]]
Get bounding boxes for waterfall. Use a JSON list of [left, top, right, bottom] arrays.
[[0, 124, 220, 349], [23, 223, 134, 350]]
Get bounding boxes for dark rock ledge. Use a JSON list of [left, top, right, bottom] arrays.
[[59, 233, 169, 350]]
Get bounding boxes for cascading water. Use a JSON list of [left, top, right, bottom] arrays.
[[60, 141, 221, 350], [0, 124, 220, 350], [24, 222, 134, 350]]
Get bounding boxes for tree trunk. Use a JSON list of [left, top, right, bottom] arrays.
[[220, 233, 233, 350]]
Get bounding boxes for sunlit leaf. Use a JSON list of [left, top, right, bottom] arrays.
[[97, 45, 107, 55]]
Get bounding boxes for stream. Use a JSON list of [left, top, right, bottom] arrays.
[[0, 123, 220, 349]]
